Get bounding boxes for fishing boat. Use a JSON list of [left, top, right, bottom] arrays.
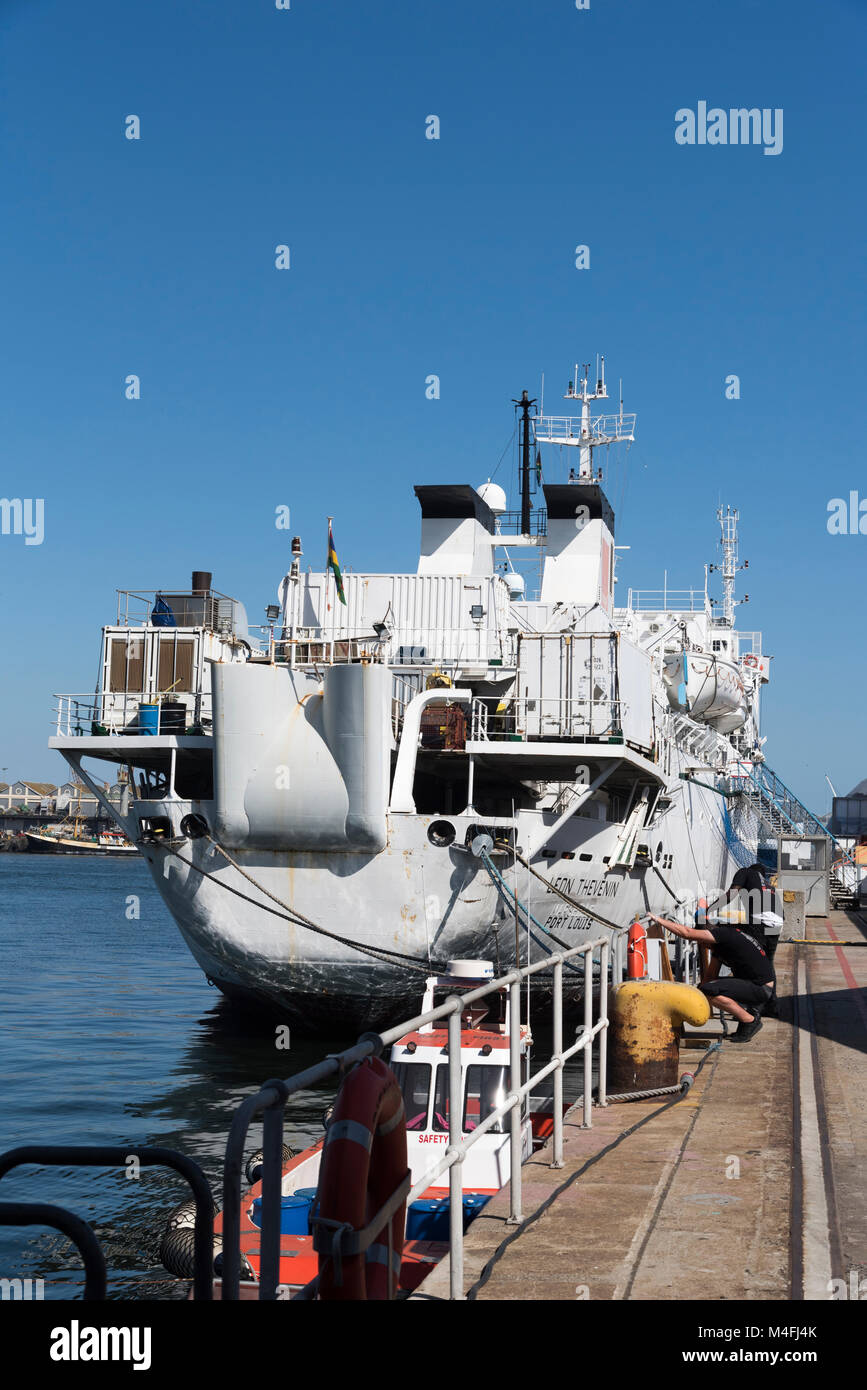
[[159, 960, 542, 1297], [23, 823, 137, 855], [49, 357, 773, 1030]]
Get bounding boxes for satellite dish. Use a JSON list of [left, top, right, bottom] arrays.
[[477, 482, 507, 514]]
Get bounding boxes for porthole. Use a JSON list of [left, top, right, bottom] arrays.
[[428, 820, 456, 847]]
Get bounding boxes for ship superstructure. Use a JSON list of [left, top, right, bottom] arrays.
[[49, 361, 769, 1030]]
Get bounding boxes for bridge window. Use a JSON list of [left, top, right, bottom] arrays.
[[391, 1062, 431, 1132], [463, 1065, 509, 1134], [431, 1063, 510, 1134]]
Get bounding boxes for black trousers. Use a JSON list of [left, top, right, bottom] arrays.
[[701, 978, 773, 1009], [762, 934, 780, 1012]]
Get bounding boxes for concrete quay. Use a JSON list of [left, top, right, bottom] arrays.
[[415, 910, 867, 1302]]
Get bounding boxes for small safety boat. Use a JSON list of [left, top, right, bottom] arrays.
[[164, 960, 549, 1297]]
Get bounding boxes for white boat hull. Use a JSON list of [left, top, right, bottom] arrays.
[[136, 769, 751, 1032]]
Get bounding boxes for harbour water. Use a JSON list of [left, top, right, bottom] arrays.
[[0, 856, 347, 1300]]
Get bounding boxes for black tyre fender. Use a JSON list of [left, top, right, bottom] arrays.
[[244, 1142, 296, 1186], [159, 1196, 221, 1280]]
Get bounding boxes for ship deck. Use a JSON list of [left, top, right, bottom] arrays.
[[414, 908, 867, 1301]]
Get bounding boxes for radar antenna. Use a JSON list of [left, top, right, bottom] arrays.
[[534, 356, 636, 481]]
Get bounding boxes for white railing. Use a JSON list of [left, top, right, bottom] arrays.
[[284, 626, 518, 671], [666, 710, 734, 772], [534, 412, 636, 446], [114, 588, 238, 628], [625, 586, 710, 614], [220, 936, 610, 1302], [470, 699, 489, 741], [735, 630, 764, 657], [391, 673, 423, 739], [53, 692, 212, 738], [465, 695, 628, 743], [515, 694, 626, 741]]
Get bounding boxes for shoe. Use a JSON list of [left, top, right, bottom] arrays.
[[728, 1015, 763, 1044]]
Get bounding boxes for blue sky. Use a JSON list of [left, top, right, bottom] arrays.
[[1, 0, 864, 812]]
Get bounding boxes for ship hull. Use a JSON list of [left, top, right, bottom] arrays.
[[136, 772, 751, 1033]]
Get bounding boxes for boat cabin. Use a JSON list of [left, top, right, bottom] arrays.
[[389, 960, 533, 1192]]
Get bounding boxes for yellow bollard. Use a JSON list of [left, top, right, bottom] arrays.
[[608, 981, 710, 1094]]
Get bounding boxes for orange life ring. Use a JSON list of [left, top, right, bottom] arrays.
[[316, 1057, 407, 1301], [743, 654, 759, 669]]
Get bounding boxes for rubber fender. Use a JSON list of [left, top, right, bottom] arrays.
[[159, 1196, 221, 1280], [245, 1142, 296, 1187]]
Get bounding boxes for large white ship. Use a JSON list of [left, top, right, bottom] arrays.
[[49, 360, 770, 1031]]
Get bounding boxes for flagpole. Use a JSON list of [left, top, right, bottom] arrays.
[[325, 517, 332, 658]]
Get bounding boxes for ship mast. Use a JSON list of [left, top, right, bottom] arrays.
[[533, 355, 636, 480], [711, 505, 748, 627], [513, 389, 537, 535]]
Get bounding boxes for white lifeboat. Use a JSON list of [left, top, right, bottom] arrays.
[[663, 651, 747, 732]]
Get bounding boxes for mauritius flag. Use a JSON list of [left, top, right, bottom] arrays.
[[327, 520, 346, 605]]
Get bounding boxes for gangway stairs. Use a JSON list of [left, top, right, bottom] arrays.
[[736, 764, 855, 867]]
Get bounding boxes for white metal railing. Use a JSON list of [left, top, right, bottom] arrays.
[[259, 628, 518, 672], [735, 630, 764, 657], [625, 586, 710, 614], [515, 694, 626, 741], [115, 588, 238, 628], [54, 692, 212, 738], [391, 673, 423, 739], [470, 699, 489, 741], [667, 710, 733, 772], [465, 695, 628, 743], [220, 936, 610, 1302], [534, 412, 636, 446]]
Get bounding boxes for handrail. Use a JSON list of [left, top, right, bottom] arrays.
[[0, 1145, 215, 1301], [742, 765, 855, 865], [219, 934, 610, 1301], [0, 1202, 106, 1301], [53, 692, 213, 739]]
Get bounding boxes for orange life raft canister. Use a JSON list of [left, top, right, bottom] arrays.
[[626, 919, 649, 979]]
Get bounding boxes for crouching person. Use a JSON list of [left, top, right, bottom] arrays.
[[647, 912, 774, 1043]]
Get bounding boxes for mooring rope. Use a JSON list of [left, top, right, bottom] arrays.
[[479, 850, 587, 975], [502, 842, 631, 934], [167, 839, 443, 975]]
